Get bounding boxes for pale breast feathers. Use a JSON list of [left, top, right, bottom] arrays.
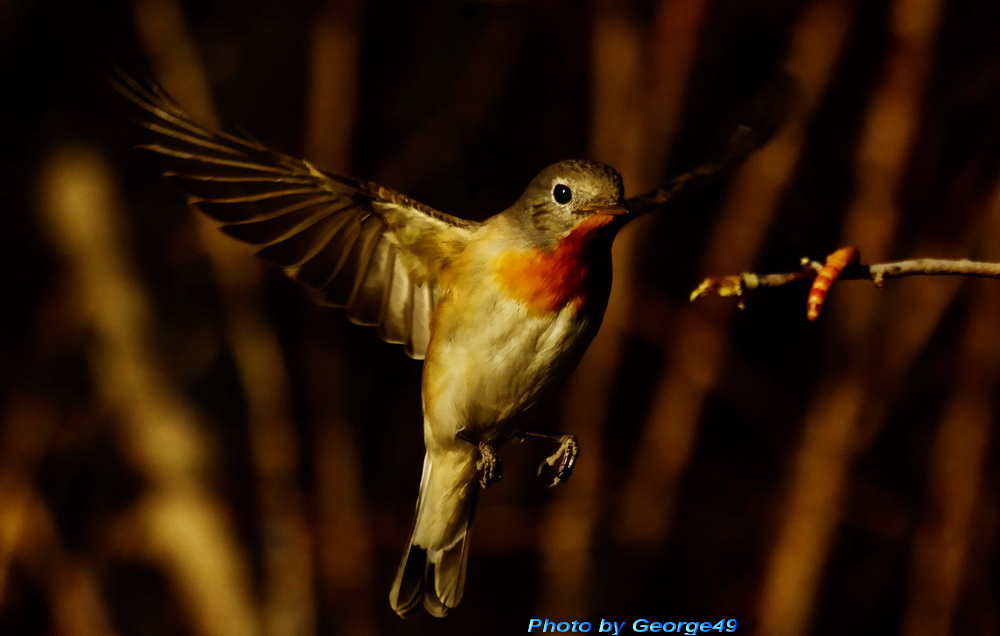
[[114, 73, 478, 359]]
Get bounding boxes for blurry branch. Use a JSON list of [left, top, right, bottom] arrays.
[[301, 343, 377, 634], [904, 303, 998, 635], [625, 67, 795, 216], [901, 190, 1000, 636], [624, 124, 768, 216], [38, 145, 257, 636], [377, 15, 525, 191], [0, 288, 76, 602], [640, 0, 712, 182], [757, 0, 945, 629], [133, 2, 318, 634], [691, 257, 1000, 308], [15, 492, 116, 636], [304, 0, 361, 171], [0, 396, 57, 603]]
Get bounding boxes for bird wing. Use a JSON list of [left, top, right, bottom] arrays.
[[115, 73, 479, 359]]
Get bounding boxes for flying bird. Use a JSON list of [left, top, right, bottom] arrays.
[[114, 72, 763, 617]]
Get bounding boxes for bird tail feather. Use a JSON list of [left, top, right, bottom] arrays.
[[390, 452, 478, 618]]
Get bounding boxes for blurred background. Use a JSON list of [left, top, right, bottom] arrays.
[[1, 0, 998, 634]]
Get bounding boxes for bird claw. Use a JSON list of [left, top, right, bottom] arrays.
[[476, 443, 502, 489], [537, 434, 578, 488]]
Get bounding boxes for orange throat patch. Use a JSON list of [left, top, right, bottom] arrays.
[[492, 214, 617, 315]]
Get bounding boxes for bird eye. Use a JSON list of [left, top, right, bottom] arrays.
[[553, 183, 572, 204]]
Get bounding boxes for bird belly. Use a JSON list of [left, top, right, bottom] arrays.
[[421, 287, 603, 449]]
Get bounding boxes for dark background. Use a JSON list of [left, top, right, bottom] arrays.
[[1, 0, 998, 634]]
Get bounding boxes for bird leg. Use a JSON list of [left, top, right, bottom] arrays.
[[518, 431, 579, 488], [456, 429, 502, 489]]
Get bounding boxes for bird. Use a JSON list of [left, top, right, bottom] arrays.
[[113, 71, 763, 618]]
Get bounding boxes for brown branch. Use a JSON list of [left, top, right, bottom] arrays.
[[692, 258, 1000, 309], [625, 123, 766, 217]]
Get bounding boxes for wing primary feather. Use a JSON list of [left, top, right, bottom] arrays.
[[111, 72, 215, 140], [317, 214, 384, 307], [140, 144, 290, 175], [281, 207, 364, 275], [140, 122, 248, 157], [164, 172, 313, 184], [294, 209, 365, 291], [115, 71, 271, 152], [344, 236, 389, 325], [347, 221, 388, 307], [166, 174, 316, 202], [113, 68, 477, 357], [257, 209, 358, 267], [194, 194, 345, 225], [219, 201, 342, 246], [189, 186, 322, 205]]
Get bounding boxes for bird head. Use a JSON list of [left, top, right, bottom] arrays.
[[510, 160, 628, 249]]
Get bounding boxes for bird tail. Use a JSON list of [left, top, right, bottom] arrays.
[[390, 451, 479, 618]]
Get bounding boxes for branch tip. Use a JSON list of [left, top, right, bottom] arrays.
[[690, 254, 1000, 320], [690, 275, 745, 303]]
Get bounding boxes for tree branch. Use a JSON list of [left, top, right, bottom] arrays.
[[691, 257, 1000, 311], [625, 124, 767, 216]]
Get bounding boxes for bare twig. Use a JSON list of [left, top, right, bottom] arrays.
[[692, 257, 1000, 308], [624, 123, 765, 217]]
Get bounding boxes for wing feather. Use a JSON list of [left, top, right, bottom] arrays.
[[316, 214, 384, 307], [115, 72, 479, 359], [215, 200, 340, 244], [294, 208, 366, 290], [165, 173, 317, 201], [256, 208, 357, 266], [350, 237, 395, 326], [407, 283, 434, 359], [380, 256, 415, 346]]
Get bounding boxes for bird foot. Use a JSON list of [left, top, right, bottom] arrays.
[[536, 434, 578, 488], [476, 442, 502, 489]]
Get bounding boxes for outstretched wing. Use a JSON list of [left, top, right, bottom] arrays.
[[114, 73, 478, 359]]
